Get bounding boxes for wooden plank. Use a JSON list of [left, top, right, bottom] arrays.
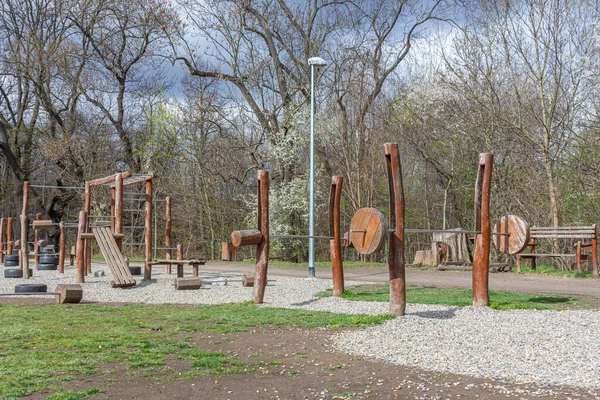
[[529, 234, 595, 239], [519, 253, 577, 257], [33, 220, 54, 229], [92, 227, 135, 286], [106, 174, 154, 188], [94, 227, 126, 285]]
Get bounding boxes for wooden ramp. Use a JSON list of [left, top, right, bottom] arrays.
[[91, 226, 136, 287]]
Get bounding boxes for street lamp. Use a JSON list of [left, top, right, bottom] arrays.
[[308, 56, 327, 278]]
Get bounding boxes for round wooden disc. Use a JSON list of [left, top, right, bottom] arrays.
[[349, 208, 387, 255], [492, 215, 530, 254]]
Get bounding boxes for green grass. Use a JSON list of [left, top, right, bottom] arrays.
[[317, 285, 593, 310], [0, 302, 392, 399], [517, 263, 594, 278]]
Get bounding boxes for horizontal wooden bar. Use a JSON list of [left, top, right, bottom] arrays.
[[88, 171, 133, 187], [107, 174, 154, 188]]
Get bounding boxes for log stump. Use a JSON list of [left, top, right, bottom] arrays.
[[242, 273, 255, 287], [175, 277, 201, 290], [55, 284, 83, 304]]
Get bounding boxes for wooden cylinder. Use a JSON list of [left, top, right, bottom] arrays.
[[110, 187, 116, 232], [6, 217, 12, 255], [176, 244, 183, 278], [165, 196, 172, 274], [385, 143, 406, 316], [242, 273, 255, 287], [33, 213, 42, 267], [76, 211, 87, 283], [114, 173, 123, 251], [472, 153, 494, 307], [231, 229, 263, 247], [329, 176, 344, 296], [21, 182, 30, 278], [58, 222, 66, 273], [0, 217, 5, 263], [144, 179, 153, 280], [55, 284, 83, 304], [593, 236, 598, 277], [253, 170, 269, 304], [84, 181, 92, 275], [175, 277, 201, 290]]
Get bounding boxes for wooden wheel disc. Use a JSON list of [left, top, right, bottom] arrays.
[[349, 208, 387, 255], [493, 215, 530, 254]]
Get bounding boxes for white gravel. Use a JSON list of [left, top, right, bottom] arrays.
[[3, 264, 600, 391]]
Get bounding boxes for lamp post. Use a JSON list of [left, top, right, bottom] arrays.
[[308, 56, 327, 278]]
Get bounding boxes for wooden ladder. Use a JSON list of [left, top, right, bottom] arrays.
[[91, 226, 136, 287]]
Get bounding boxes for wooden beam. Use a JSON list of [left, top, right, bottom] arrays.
[[88, 171, 132, 187]]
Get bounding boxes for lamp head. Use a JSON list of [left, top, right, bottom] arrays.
[[308, 57, 327, 67]]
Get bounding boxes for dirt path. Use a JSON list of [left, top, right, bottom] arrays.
[[200, 262, 600, 297], [30, 326, 599, 400]]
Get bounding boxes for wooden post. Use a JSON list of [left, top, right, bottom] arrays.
[[176, 244, 183, 277], [165, 196, 172, 274], [0, 217, 5, 263], [76, 211, 87, 283], [384, 144, 406, 316], [329, 176, 344, 296], [472, 153, 493, 307], [110, 187, 116, 232], [7, 217, 13, 255], [58, 222, 66, 273], [33, 213, 42, 267], [253, 170, 269, 304], [21, 182, 30, 278], [84, 181, 92, 275], [115, 173, 123, 251], [592, 225, 598, 277], [144, 178, 153, 280], [576, 242, 583, 273]]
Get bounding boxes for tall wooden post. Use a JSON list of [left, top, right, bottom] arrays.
[[144, 179, 153, 280], [84, 181, 92, 275], [33, 213, 42, 267], [21, 182, 30, 278], [58, 222, 66, 273], [76, 211, 87, 283], [0, 217, 5, 263], [110, 187, 116, 232], [253, 170, 269, 304], [7, 217, 13, 255], [472, 153, 494, 307], [329, 176, 344, 296], [385, 143, 406, 317], [165, 196, 172, 274], [115, 173, 123, 251]]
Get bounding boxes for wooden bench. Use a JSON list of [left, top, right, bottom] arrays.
[[148, 259, 206, 278], [516, 225, 598, 276]]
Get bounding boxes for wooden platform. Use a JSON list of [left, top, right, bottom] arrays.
[[92, 226, 136, 287], [149, 259, 205, 278]]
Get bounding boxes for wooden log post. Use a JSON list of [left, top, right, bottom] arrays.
[[253, 170, 269, 304], [84, 181, 92, 275], [21, 182, 30, 278], [144, 178, 153, 280], [110, 187, 116, 232], [58, 222, 66, 273], [592, 224, 598, 277], [6, 217, 13, 255], [472, 153, 494, 307], [384, 144, 406, 317], [55, 284, 83, 304], [76, 211, 87, 283], [0, 217, 5, 263], [33, 213, 42, 267], [176, 244, 183, 278], [165, 196, 172, 274], [329, 176, 344, 297], [114, 173, 123, 251]]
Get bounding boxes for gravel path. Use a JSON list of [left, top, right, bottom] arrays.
[[2, 264, 600, 392]]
